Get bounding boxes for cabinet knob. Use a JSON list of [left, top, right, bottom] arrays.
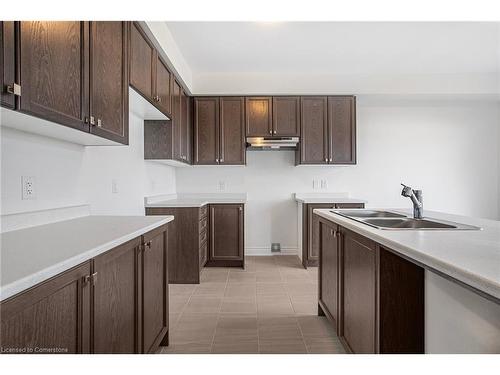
[[144, 240, 152, 250], [157, 96, 161, 103], [91, 272, 98, 286], [269, 130, 272, 134], [329, 158, 333, 162], [90, 116, 95, 125], [273, 130, 276, 135], [215, 158, 219, 163], [324, 158, 328, 162], [97, 118, 102, 127]]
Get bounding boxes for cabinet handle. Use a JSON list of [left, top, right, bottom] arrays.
[[82, 274, 91, 285], [144, 240, 152, 251], [273, 130, 276, 135], [97, 118, 102, 127], [91, 272, 98, 286], [329, 158, 333, 162], [6, 83, 21, 96], [215, 158, 219, 163], [269, 130, 272, 134], [90, 116, 95, 125], [157, 96, 161, 103], [324, 158, 328, 162], [220, 157, 224, 162], [239, 206, 242, 211]]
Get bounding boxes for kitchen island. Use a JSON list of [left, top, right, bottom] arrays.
[[314, 208, 500, 354]]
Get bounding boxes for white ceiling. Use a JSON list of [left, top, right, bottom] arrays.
[[165, 22, 499, 76]]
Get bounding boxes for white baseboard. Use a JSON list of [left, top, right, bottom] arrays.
[[245, 247, 298, 256]]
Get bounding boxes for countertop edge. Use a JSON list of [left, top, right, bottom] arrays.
[[313, 209, 500, 301], [0, 216, 174, 302]]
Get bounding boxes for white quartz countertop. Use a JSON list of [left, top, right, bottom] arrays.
[[145, 193, 247, 208], [294, 193, 367, 204], [0, 215, 174, 301], [314, 208, 500, 300]]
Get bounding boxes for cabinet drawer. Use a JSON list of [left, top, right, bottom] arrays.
[[199, 205, 208, 220]]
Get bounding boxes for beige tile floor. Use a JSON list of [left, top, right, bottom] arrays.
[[159, 255, 345, 354]]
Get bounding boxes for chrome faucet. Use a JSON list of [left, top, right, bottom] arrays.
[[401, 183, 423, 219]]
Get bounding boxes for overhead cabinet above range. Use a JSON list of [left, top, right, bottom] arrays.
[[0, 21, 129, 145]]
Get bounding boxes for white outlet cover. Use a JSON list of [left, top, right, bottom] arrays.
[[313, 180, 319, 190], [22, 176, 36, 200], [218, 181, 226, 191], [321, 179, 328, 189], [112, 179, 119, 194]]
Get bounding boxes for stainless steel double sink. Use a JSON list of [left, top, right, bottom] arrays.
[[330, 210, 481, 230]]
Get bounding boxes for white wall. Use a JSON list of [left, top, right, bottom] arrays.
[[176, 100, 500, 253], [1, 113, 176, 216]]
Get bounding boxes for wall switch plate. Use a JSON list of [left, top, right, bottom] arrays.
[[313, 180, 319, 190], [321, 179, 328, 189], [21, 176, 36, 200], [218, 181, 226, 191], [111, 179, 119, 194]]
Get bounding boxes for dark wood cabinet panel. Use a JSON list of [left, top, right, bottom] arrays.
[[319, 220, 340, 331], [171, 79, 182, 160], [208, 204, 244, 267], [0, 262, 91, 354], [341, 230, 377, 354], [141, 228, 168, 353], [328, 96, 356, 164], [194, 97, 219, 165], [156, 56, 171, 116], [245, 96, 272, 136], [220, 97, 245, 165], [302, 202, 364, 268], [89, 21, 128, 144], [272, 96, 300, 136], [300, 97, 328, 164], [180, 89, 190, 162], [146, 207, 204, 284], [378, 247, 424, 353], [0, 21, 16, 109], [18, 21, 89, 132], [129, 22, 155, 102], [92, 238, 140, 354]]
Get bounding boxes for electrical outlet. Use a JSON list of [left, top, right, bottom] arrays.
[[111, 179, 119, 194], [320, 179, 328, 189], [22, 176, 36, 200], [218, 181, 226, 191], [312, 179, 319, 190]]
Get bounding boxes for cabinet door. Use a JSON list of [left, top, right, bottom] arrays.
[[171, 79, 182, 160], [180, 89, 190, 162], [18, 21, 89, 132], [209, 204, 244, 261], [156, 56, 171, 115], [142, 229, 168, 353], [319, 221, 339, 328], [0, 262, 91, 354], [300, 97, 328, 164], [245, 96, 272, 136], [341, 230, 377, 354], [272, 96, 300, 136], [328, 96, 356, 164], [89, 21, 128, 144], [220, 97, 245, 165], [129, 22, 155, 102], [193, 97, 219, 165], [0, 21, 16, 108], [305, 203, 335, 267], [93, 238, 140, 354]]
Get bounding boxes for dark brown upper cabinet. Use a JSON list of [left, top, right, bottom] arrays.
[[208, 204, 244, 267], [129, 22, 172, 117], [299, 96, 356, 165], [272, 96, 300, 136], [180, 89, 191, 163], [328, 96, 356, 164], [299, 96, 328, 164], [89, 21, 129, 145], [17, 21, 90, 133], [194, 97, 245, 165], [220, 97, 245, 165], [193, 97, 219, 165], [2, 21, 129, 145], [0, 21, 16, 109], [170, 79, 183, 162], [245, 96, 272, 136]]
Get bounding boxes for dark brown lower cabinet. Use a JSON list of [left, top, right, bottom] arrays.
[[0, 21, 16, 109], [0, 225, 169, 354], [207, 204, 244, 268], [317, 218, 424, 354], [145, 206, 207, 284], [0, 262, 91, 354], [302, 202, 364, 268]]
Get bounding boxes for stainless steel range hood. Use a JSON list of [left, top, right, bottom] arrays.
[[246, 137, 299, 150]]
